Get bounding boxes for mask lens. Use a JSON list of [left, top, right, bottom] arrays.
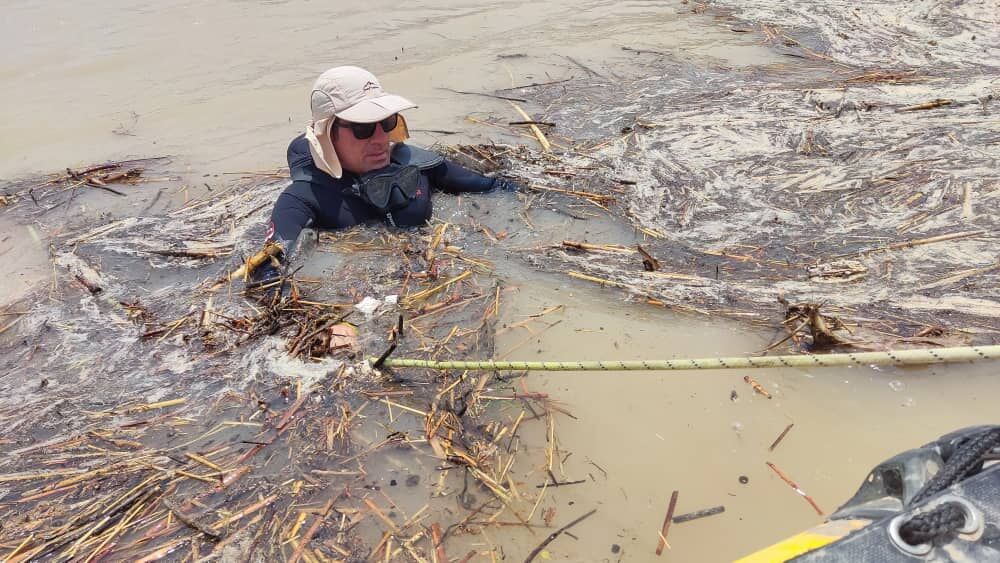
[[393, 165, 420, 197], [357, 165, 421, 211], [361, 175, 394, 208]]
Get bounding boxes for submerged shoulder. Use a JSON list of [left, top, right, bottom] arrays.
[[287, 133, 313, 170], [391, 143, 444, 170]]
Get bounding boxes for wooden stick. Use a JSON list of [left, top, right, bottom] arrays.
[[524, 509, 597, 562], [655, 491, 679, 556], [766, 462, 824, 515], [288, 500, 334, 563], [673, 505, 725, 524], [768, 423, 795, 452], [431, 522, 448, 563]]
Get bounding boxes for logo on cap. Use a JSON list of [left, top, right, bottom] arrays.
[[362, 80, 379, 93]]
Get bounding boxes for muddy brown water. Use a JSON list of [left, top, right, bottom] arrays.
[[2, 1, 999, 561]]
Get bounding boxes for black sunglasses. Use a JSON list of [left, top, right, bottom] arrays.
[[333, 114, 399, 140]]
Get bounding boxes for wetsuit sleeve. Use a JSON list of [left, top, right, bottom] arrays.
[[268, 181, 318, 247], [426, 159, 498, 194]]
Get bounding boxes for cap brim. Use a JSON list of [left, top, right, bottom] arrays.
[[337, 94, 417, 123]]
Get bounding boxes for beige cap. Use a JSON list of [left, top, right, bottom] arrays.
[[304, 66, 416, 178]]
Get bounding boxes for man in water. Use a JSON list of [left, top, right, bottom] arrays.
[[249, 65, 519, 290]]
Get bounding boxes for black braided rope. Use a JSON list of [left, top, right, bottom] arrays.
[[910, 427, 1000, 506], [895, 427, 1000, 548], [899, 502, 966, 546]]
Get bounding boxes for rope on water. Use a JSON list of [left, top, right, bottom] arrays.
[[371, 344, 1000, 372]]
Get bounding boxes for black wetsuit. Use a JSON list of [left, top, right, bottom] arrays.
[[266, 134, 498, 250]]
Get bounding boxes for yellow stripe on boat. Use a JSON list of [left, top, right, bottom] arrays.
[[735, 520, 869, 562]]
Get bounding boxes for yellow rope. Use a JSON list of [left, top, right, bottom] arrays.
[[373, 345, 1000, 371]]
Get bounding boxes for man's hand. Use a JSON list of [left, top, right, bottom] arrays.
[[246, 254, 291, 302], [246, 259, 283, 290]]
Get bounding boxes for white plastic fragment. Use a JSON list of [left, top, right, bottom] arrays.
[[354, 296, 381, 318]]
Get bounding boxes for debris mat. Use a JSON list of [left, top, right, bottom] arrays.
[[1, 1, 998, 560]]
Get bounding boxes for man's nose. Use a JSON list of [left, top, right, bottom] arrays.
[[369, 124, 390, 143]]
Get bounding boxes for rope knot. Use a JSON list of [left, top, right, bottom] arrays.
[[899, 502, 966, 546]]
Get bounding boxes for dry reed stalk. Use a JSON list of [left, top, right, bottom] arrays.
[[0, 469, 87, 483], [498, 320, 562, 359], [527, 184, 613, 203], [833, 230, 984, 259], [403, 270, 472, 307], [561, 240, 636, 253], [0, 315, 24, 335], [363, 498, 399, 533], [567, 271, 625, 288], [510, 102, 552, 152], [212, 494, 279, 531], [918, 262, 1000, 291], [83, 495, 150, 563], [288, 499, 334, 563], [126, 398, 186, 413], [897, 98, 952, 112], [3, 534, 34, 561], [175, 470, 220, 485], [154, 316, 190, 344], [133, 535, 192, 563], [382, 398, 428, 417], [396, 531, 430, 563]]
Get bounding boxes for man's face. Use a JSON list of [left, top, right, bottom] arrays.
[[331, 118, 391, 175]]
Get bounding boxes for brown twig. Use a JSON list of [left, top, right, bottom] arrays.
[[766, 462, 824, 515], [768, 423, 795, 452], [743, 375, 772, 399], [655, 491, 679, 556], [431, 522, 448, 563], [524, 509, 597, 563]]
